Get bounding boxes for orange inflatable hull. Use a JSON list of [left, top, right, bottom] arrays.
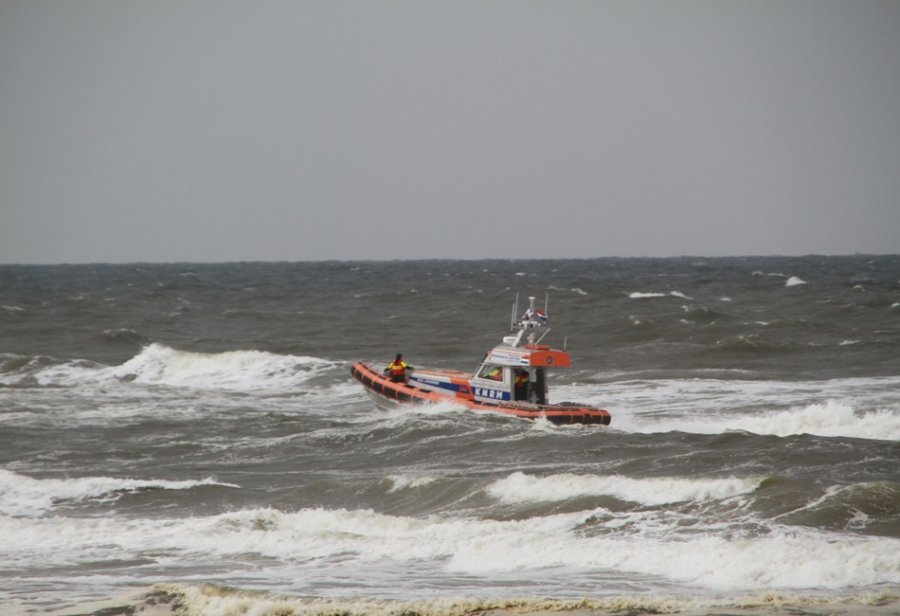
[[351, 362, 611, 426]]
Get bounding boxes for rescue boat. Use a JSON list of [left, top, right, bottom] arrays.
[[351, 296, 611, 425]]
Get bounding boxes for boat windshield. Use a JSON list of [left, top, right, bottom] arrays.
[[477, 363, 504, 382]]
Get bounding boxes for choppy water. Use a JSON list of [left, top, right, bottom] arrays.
[[1, 257, 899, 612]]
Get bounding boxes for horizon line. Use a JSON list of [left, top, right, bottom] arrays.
[[1, 252, 897, 267]]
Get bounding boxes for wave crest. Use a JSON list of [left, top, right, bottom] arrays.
[[4, 504, 900, 592], [110, 344, 335, 391], [0, 468, 237, 517], [0, 344, 337, 392], [486, 472, 760, 506]]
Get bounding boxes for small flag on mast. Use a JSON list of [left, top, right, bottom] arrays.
[[522, 308, 547, 323]]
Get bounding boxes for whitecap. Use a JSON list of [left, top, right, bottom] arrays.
[[0, 469, 237, 517], [106, 344, 336, 392], [553, 376, 900, 441], [4, 504, 900, 592], [628, 292, 667, 299], [627, 291, 691, 299], [729, 401, 900, 440], [0, 344, 337, 393], [627, 399, 900, 441], [387, 474, 439, 492], [486, 471, 760, 506]]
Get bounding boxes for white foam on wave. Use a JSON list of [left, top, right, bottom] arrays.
[[4, 506, 898, 591], [130, 585, 705, 616], [387, 474, 440, 492], [785, 276, 807, 287], [548, 285, 589, 296], [620, 400, 900, 441], [628, 291, 692, 300], [0, 356, 107, 387], [722, 401, 900, 440], [72, 583, 900, 616], [628, 292, 667, 299], [0, 468, 238, 517], [5, 344, 338, 392], [445, 524, 900, 590], [364, 398, 473, 425], [555, 376, 900, 441], [108, 344, 335, 391], [486, 472, 760, 506]]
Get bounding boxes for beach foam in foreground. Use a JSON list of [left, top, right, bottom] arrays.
[[8, 584, 896, 616]]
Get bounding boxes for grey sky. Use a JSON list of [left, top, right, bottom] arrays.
[[2, 1, 898, 263]]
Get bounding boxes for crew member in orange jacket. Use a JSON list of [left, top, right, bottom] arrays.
[[385, 353, 412, 382]]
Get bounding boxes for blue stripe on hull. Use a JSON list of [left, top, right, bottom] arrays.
[[408, 376, 463, 395]]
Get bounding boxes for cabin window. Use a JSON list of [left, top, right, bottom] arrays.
[[477, 363, 505, 382]]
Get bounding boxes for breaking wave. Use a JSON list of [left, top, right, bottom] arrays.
[[560, 376, 900, 441], [109, 344, 336, 391], [486, 472, 760, 506], [3, 505, 898, 592], [628, 291, 693, 300], [620, 400, 900, 441], [0, 344, 337, 392], [725, 401, 900, 440], [0, 468, 237, 517]]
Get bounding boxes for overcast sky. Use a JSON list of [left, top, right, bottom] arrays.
[[1, 1, 898, 263]]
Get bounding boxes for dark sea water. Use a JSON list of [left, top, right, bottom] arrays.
[[1, 256, 899, 613]]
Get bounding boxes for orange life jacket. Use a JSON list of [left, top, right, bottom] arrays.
[[388, 360, 407, 377]]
